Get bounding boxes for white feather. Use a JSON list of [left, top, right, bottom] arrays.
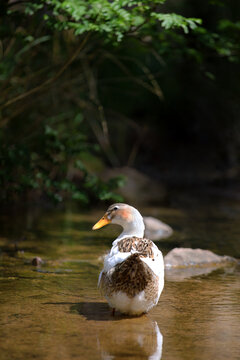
[[106, 290, 155, 315]]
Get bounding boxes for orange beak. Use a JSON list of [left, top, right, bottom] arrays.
[[92, 214, 111, 230]]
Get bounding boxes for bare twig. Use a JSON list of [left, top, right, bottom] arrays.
[[7, 0, 27, 8], [81, 57, 119, 166], [0, 71, 86, 128], [67, 95, 119, 166], [82, 58, 110, 141], [120, 55, 164, 99], [102, 51, 164, 100], [0, 32, 91, 110]]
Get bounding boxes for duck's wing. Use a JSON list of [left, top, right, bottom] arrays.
[[99, 237, 164, 300], [103, 236, 164, 277]]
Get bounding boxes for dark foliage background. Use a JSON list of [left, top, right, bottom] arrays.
[[1, 0, 240, 205]]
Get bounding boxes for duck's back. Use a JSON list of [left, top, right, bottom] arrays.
[[99, 236, 164, 315]]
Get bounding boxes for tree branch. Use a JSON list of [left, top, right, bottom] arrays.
[[0, 32, 91, 110]]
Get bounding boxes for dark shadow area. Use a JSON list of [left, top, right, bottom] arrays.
[[44, 301, 142, 321]]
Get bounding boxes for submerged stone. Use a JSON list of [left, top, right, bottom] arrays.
[[32, 257, 43, 266], [164, 247, 237, 268], [164, 247, 239, 280]]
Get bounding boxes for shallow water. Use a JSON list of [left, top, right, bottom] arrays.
[[0, 201, 239, 360]]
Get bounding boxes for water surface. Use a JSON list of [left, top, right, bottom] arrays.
[[0, 202, 239, 360]]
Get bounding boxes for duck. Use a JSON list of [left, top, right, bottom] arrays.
[[92, 203, 164, 316]]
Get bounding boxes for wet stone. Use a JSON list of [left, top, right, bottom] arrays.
[[31, 257, 43, 266], [143, 216, 173, 241], [164, 247, 237, 268]]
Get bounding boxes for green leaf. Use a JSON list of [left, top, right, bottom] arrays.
[[151, 13, 202, 33]]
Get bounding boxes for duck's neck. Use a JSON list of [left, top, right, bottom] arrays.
[[115, 215, 145, 242]]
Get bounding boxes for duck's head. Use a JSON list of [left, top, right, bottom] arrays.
[[92, 203, 145, 238]]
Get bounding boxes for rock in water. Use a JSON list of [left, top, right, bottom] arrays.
[[144, 216, 173, 240], [164, 247, 238, 281], [164, 248, 236, 268], [32, 257, 43, 266]]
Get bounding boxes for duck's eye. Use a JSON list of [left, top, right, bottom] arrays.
[[113, 206, 118, 211]]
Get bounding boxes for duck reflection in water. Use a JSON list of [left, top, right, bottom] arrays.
[[96, 317, 163, 360]]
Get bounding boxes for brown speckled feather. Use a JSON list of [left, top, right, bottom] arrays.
[[117, 236, 154, 258], [99, 237, 158, 299]]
